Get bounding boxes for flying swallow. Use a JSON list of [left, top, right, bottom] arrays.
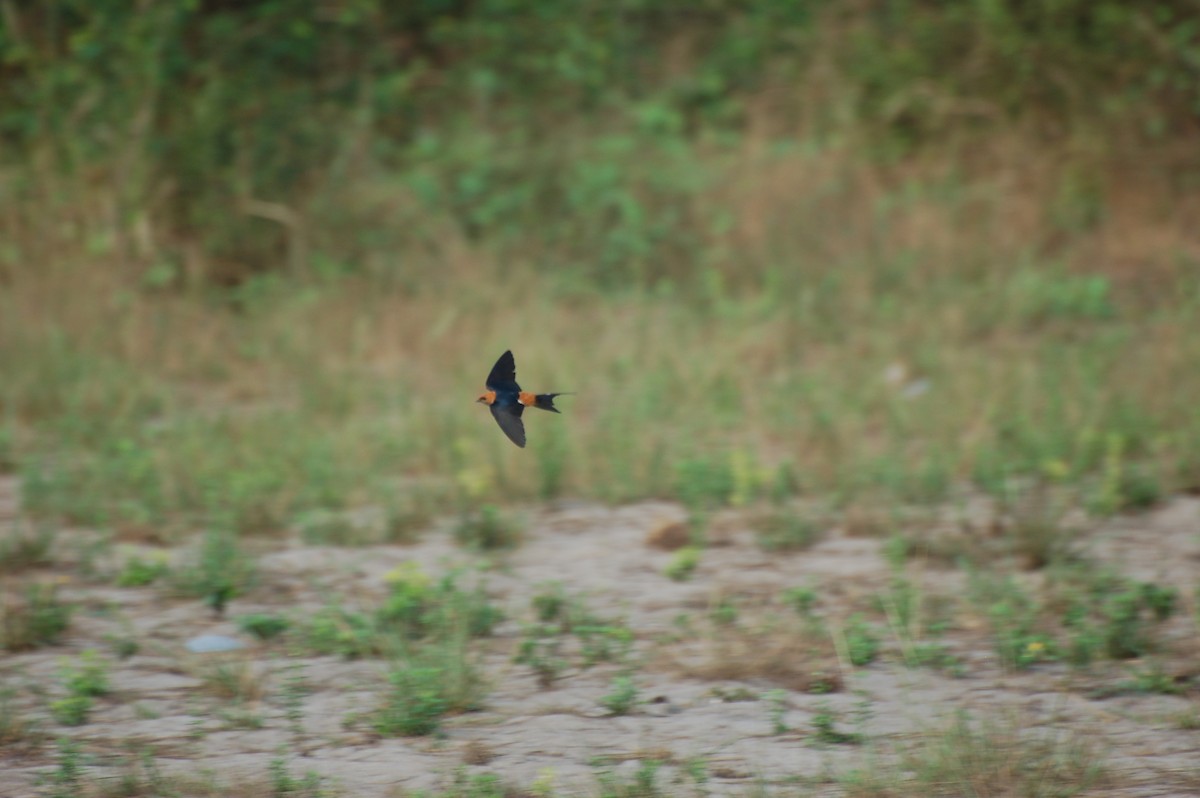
[[476, 350, 569, 448]]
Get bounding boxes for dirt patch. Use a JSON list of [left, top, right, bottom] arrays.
[[1, 479, 1198, 796]]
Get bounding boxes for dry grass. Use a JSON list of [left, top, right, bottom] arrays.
[[193, 657, 271, 703], [665, 617, 844, 693], [3, 123, 1199, 541], [842, 710, 1108, 798]]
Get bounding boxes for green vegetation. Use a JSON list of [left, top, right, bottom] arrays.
[[0, 687, 44, 749], [302, 566, 501, 659], [114, 553, 171, 587], [968, 565, 1182, 671], [50, 650, 110, 727], [664, 547, 700, 582], [0, 583, 72, 651], [373, 627, 487, 737], [599, 675, 640, 716], [765, 689, 790, 735], [812, 701, 861, 745], [843, 711, 1105, 797], [39, 738, 85, 798], [0, 2, 1196, 792], [754, 507, 824, 553], [172, 527, 257, 616], [0, 522, 55, 573], [596, 760, 664, 798], [844, 615, 881, 668], [515, 586, 634, 687], [237, 613, 291, 641], [454, 505, 522, 551], [0, 1, 1196, 534]]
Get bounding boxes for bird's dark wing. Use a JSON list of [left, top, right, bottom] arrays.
[[486, 350, 520, 393], [490, 403, 526, 447]]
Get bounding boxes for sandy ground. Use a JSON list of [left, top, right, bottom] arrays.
[[1, 476, 1198, 797]]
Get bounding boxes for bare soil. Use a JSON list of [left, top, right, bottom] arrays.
[[1, 476, 1198, 797]]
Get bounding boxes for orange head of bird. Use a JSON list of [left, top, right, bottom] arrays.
[[476, 390, 496, 405]]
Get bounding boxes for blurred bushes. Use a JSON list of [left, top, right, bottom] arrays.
[[1, 0, 1196, 283]]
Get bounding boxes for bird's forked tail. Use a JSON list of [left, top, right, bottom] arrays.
[[533, 393, 570, 413]]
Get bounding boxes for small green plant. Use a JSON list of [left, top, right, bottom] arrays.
[[40, 738, 84, 798], [765, 689, 789, 734], [282, 663, 309, 742], [106, 633, 139, 659], [576, 624, 633, 667], [61, 649, 110, 698], [683, 756, 710, 789], [1100, 590, 1150, 660], [115, 553, 170, 587], [1006, 488, 1078, 569], [1, 582, 72, 651], [219, 706, 265, 730], [1088, 436, 1163, 516], [303, 605, 381, 658], [514, 626, 568, 688], [174, 527, 256, 616], [970, 571, 1053, 670], [373, 622, 486, 737], [708, 595, 738, 626], [596, 757, 662, 798], [1119, 661, 1185, 696], [1100, 582, 1177, 659], [783, 585, 818, 617], [269, 748, 327, 797], [441, 769, 511, 798], [600, 675, 639, 716], [1054, 567, 1178, 666], [374, 664, 449, 736], [1174, 705, 1200, 730], [754, 508, 822, 552], [811, 701, 860, 744], [49, 695, 92, 726], [236, 612, 290, 640], [1139, 582, 1178, 621], [664, 546, 700, 582], [909, 642, 965, 676], [0, 521, 55, 573], [0, 688, 44, 749], [877, 573, 918, 633], [531, 583, 568, 623], [516, 587, 633, 684], [51, 647, 110, 725], [302, 567, 501, 659], [454, 504, 520, 550], [378, 565, 503, 640], [844, 615, 880, 667], [104, 747, 179, 797]]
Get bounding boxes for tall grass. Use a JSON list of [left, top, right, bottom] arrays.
[[2, 3, 1198, 534], [5, 137, 1199, 534]]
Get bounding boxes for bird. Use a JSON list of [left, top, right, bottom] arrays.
[[476, 350, 569, 448]]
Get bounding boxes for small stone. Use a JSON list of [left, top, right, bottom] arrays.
[[185, 634, 245, 653]]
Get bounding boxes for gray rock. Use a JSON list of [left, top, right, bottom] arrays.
[[185, 633, 245, 653]]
